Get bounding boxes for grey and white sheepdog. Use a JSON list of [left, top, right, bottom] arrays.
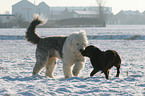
[[25, 15, 88, 78]]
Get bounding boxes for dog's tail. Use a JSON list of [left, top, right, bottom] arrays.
[[25, 14, 47, 44]]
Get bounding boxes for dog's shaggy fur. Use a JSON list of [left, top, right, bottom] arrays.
[[25, 15, 88, 78], [81, 45, 121, 79]]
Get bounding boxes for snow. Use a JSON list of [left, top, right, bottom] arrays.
[[0, 25, 145, 95]]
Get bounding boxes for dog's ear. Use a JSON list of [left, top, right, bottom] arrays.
[[79, 30, 88, 45], [89, 45, 95, 48], [66, 34, 76, 50], [66, 37, 73, 48], [87, 45, 95, 49]]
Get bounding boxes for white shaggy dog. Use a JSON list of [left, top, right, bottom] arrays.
[[25, 15, 88, 78]]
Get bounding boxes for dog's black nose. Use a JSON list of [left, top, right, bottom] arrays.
[[80, 49, 84, 52]]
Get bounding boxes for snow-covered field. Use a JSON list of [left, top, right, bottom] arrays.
[[0, 25, 145, 96]]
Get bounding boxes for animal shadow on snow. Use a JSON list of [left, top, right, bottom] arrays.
[[2, 74, 101, 82], [2, 75, 47, 81], [2, 74, 140, 82], [59, 77, 101, 82]]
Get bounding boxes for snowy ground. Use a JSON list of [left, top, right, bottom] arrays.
[[0, 25, 145, 96]]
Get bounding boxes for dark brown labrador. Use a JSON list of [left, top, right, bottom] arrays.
[[81, 45, 121, 79]]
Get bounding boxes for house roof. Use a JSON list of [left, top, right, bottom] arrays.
[[0, 14, 15, 16], [118, 10, 142, 15], [13, 0, 49, 9], [12, 0, 35, 7], [37, 1, 49, 7], [74, 11, 98, 15]]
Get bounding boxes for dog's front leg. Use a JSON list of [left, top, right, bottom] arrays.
[[73, 61, 84, 76], [63, 62, 73, 78], [104, 70, 109, 80], [90, 69, 99, 77]]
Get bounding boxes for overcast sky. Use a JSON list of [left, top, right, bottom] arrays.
[[0, 0, 145, 14]]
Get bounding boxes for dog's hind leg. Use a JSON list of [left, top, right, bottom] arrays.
[[32, 49, 48, 76], [45, 57, 57, 78], [116, 65, 120, 77], [90, 69, 99, 77], [73, 61, 84, 77], [115, 54, 121, 77], [32, 58, 48, 76]]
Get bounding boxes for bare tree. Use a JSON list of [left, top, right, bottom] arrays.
[[96, 0, 107, 26], [96, 0, 107, 6]]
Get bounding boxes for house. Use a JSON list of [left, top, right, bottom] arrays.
[[116, 10, 143, 24], [60, 8, 74, 20], [12, 0, 112, 26], [73, 11, 98, 18], [37, 2, 50, 18], [0, 14, 16, 28], [12, 0, 49, 22], [12, 0, 37, 21], [0, 14, 15, 23], [50, 6, 112, 20], [59, 9, 99, 20]]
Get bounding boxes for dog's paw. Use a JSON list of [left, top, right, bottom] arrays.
[[65, 75, 72, 79], [116, 75, 119, 77], [45, 73, 54, 78], [73, 70, 79, 76]]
